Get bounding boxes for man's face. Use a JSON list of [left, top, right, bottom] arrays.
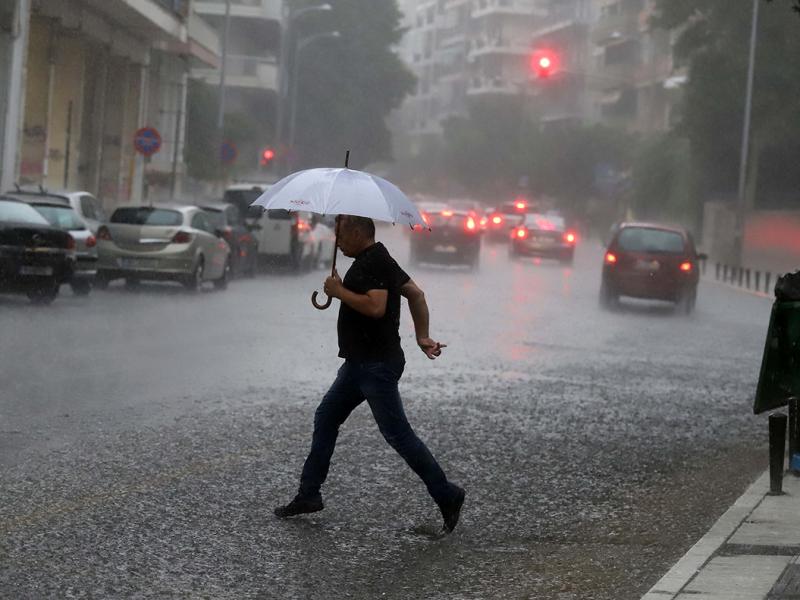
[[336, 216, 361, 257]]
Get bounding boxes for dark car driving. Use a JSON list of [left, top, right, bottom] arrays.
[[600, 222, 705, 314], [509, 213, 577, 264], [201, 203, 258, 277], [0, 195, 75, 304], [410, 208, 481, 268]]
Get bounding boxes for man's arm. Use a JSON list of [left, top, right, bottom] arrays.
[[400, 279, 446, 359], [324, 270, 387, 319]]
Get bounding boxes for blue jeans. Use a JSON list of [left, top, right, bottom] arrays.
[[298, 358, 456, 506]]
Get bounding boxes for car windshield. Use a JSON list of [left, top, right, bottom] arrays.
[[617, 227, 685, 254], [224, 189, 264, 215], [0, 200, 50, 225], [111, 208, 183, 226], [32, 205, 86, 231]]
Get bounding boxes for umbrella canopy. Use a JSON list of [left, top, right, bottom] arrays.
[[250, 168, 425, 229]]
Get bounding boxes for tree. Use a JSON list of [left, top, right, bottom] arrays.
[[651, 0, 800, 208], [287, 0, 415, 170]]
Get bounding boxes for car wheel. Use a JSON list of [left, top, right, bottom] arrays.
[[93, 275, 109, 290], [677, 287, 697, 315], [27, 284, 59, 305], [214, 259, 230, 290], [599, 279, 618, 310], [71, 280, 92, 296], [184, 257, 204, 291]]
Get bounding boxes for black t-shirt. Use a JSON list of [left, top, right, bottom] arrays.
[[337, 242, 411, 362]]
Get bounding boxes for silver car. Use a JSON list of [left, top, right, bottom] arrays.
[[24, 199, 98, 296], [96, 204, 231, 291]]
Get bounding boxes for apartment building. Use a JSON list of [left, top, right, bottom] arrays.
[[192, 0, 280, 173], [589, 0, 682, 133], [1, 0, 220, 205]]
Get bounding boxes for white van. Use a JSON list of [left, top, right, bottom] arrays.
[[222, 183, 316, 271]]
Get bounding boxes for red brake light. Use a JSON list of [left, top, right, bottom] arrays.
[[172, 231, 192, 244], [680, 261, 693, 272], [221, 226, 234, 240], [515, 201, 526, 211], [441, 210, 454, 217], [66, 235, 75, 250], [564, 232, 576, 244], [492, 215, 503, 225], [85, 235, 97, 248], [514, 227, 528, 240], [97, 226, 112, 241], [296, 218, 311, 232], [238, 234, 252, 243], [605, 252, 617, 264], [465, 216, 476, 231]]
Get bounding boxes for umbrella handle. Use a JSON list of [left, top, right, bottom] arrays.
[[311, 290, 332, 310]]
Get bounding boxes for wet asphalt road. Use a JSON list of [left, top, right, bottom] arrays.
[[0, 226, 773, 599]]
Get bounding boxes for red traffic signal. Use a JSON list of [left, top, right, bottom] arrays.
[[260, 147, 276, 166], [531, 49, 558, 79]]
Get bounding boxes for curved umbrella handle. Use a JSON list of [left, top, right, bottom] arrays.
[[311, 290, 333, 310]]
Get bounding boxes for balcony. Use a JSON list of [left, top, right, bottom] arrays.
[[155, 0, 190, 18], [194, 0, 281, 21], [471, 0, 545, 19], [193, 56, 278, 91], [466, 76, 518, 96], [468, 35, 530, 59], [591, 11, 640, 46]]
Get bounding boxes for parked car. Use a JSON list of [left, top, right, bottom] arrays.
[[0, 195, 75, 304], [21, 197, 98, 295], [309, 214, 337, 268], [95, 204, 231, 291], [509, 213, 577, 264], [200, 203, 258, 278], [7, 188, 107, 234], [410, 207, 481, 268], [223, 183, 316, 271], [600, 222, 706, 314]]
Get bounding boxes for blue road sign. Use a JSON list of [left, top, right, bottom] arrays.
[[220, 140, 238, 165], [133, 127, 162, 157]]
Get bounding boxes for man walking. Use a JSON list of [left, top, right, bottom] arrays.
[[274, 215, 465, 533]]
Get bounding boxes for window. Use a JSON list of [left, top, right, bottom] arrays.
[[111, 208, 183, 226], [0, 200, 49, 225], [617, 227, 685, 254], [203, 209, 225, 230], [191, 212, 213, 233], [32, 205, 86, 231], [80, 196, 96, 220]]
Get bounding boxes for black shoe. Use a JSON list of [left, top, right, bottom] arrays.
[[439, 485, 465, 533], [274, 495, 324, 518]]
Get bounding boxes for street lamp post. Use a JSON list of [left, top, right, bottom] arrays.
[[286, 31, 341, 173], [274, 3, 332, 174], [735, 0, 760, 268]]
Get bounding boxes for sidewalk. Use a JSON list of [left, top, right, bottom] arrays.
[[642, 469, 800, 599]]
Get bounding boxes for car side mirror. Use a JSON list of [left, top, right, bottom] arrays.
[[214, 229, 225, 238]]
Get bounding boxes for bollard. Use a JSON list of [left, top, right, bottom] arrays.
[[756, 271, 761, 292], [724, 264, 729, 282], [766, 272, 772, 294], [738, 267, 745, 287], [746, 269, 751, 289], [769, 412, 787, 495], [716, 262, 721, 280], [790, 399, 800, 475]]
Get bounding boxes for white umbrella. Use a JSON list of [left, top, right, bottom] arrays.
[[250, 152, 425, 309]]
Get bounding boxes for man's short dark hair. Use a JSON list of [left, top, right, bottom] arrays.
[[343, 215, 375, 239]]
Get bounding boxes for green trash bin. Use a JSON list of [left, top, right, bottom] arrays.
[[754, 274, 800, 415]]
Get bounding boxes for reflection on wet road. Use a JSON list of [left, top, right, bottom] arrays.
[[0, 227, 771, 598]]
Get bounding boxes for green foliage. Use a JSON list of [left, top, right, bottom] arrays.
[[288, 0, 416, 170], [184, 80, 270, 181], [652, 0, 800, 206]]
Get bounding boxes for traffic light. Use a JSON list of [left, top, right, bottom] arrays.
[[531, 49, 558, 79], [260, 147, 276, 166]]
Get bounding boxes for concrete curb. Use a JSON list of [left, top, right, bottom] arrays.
[[702, 275, 772, 300], [641, 469, 770, 599]]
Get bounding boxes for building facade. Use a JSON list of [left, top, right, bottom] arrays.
[[192, 0, 280, 177], [0, 0, 220, 208]]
